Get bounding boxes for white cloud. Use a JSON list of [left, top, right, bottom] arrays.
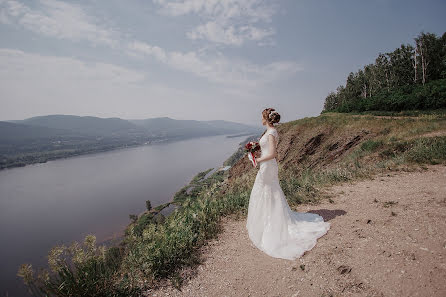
[[153, 0, 275, 21], [127, 40, 302, 87], [0, 48, 145, 84], [186, 21, 274, 46], [127, 41, 168, 63], [1, 1, 300, 88], [153, 0, 277, 46], [0, 0, 118, 46], [0, 48, 217, 120]]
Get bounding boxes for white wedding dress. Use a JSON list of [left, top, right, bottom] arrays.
[[246, 127, 330, 260]]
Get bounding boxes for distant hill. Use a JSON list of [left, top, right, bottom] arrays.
[[1, 114, 262, 170], [10, 115, 147, 137], [7, 115, 261, 139], [129, 117, 261, 138], [0, 121, 82, 143]]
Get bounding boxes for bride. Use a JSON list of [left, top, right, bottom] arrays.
[[246, 108, 330, 260]]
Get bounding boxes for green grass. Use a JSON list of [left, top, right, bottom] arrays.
[[404, 136, 446, 164], [342, 108, 446, 117], [360, 139, 384, 152]]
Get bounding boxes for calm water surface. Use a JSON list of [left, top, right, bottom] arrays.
[[0, 133, 251, 297]]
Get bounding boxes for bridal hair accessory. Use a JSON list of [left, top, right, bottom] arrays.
[[245, 141, 260, 167], [268, 110, 279, 120]]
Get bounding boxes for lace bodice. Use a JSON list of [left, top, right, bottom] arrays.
[[259, 128, 279, 158]]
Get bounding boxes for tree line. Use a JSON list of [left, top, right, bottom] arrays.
[[323, 31, 446, 113]]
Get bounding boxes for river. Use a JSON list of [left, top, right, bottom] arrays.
[[0, 133, 253, 297]]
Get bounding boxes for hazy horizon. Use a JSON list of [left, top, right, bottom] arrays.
[[0, 114, 264, 125], [1, 0, 445, 126]]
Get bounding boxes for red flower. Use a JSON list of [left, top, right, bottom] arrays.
[[245, 141, 260, 167], [245, 141, 260, 153]]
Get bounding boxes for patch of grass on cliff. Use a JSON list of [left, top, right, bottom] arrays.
[[346, 108, 446, 117], [191, 168, 213, 183], [360, 139, 384, 152], [17, 235, 135, 297], [121, 183, 250, 289], [404, 136, 446, 164], [279, 134, 446, 208], [279, 163, 371, 206], [173, 169, 226, 204]]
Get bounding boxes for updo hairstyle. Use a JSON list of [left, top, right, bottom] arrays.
[[262, 108, 281, 125]]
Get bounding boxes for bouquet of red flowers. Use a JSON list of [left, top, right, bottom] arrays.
[[245, 141, 261, 167]]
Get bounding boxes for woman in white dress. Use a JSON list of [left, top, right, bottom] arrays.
[[246, 108, 330, 260]]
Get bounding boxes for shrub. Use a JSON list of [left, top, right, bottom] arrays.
[[17, 235, 135, 297]]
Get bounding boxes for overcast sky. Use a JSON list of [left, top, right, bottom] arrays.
[[0, 0, 445, 126]]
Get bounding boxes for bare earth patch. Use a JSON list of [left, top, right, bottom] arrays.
[[415, 130, 446, 139], [149, 164, 446, 297]]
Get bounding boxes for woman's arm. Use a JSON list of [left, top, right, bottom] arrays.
[[256, 134, 277, 163]]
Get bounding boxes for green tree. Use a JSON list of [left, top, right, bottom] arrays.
[[146, 199, 152, 211], [415, 32, 443, 84], [323, 91, 339, 111], [322, 30, 446, 113]]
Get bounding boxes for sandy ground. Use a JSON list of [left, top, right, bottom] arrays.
[[148, 164, 446, 297]]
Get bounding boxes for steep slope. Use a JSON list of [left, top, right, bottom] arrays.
[[227, 112, 446, 187]]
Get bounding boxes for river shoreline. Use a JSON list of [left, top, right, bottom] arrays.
[[96, 163, 235, 248], [1, 133, 257, 171]]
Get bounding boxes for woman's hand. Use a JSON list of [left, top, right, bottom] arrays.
[[254, 150, 261, 158], [255, 155, 262, 165], [253, 151, 261, 166]]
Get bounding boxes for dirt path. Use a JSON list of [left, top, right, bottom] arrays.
[[149, 164, 446, 297]]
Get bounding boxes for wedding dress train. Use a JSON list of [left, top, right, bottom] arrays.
[[246, 127, 330, 260]]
